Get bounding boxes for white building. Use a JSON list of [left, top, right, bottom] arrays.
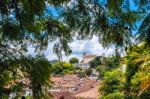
[[79, 54, 96, 69]]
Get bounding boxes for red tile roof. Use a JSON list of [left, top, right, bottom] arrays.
[[51, 91, 76, 99], [50, 75, 100, 99], [83, 55, 96, 58], [74, 86, 99, 99]]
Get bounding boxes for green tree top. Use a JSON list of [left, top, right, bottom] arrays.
[[69, 57, 79, 64], [89, 56, 102, 68]]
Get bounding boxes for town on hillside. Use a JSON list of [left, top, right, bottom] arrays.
[[7, 52, 127, 99], [1, 1, 150, 99], [8, 53, 102, 99]]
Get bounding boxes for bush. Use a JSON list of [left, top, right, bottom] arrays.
[[52, 62, 73, 75], [69, 57, 79, 64], [101, 92, 124, 99], [99, 69, 124, 95], [89, 56, 102, 68], [96, 65, 107, 78]]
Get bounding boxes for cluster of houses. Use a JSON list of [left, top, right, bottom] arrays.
[[6, 53, 127, 99], [8, 75, 99, 99], [49, 54, 100, 99], [8, 54, 100, 99], [50, 74, 99, 99]]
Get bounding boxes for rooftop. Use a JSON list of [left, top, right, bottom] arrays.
[[83, 54, 96, 58], [74, 86, 99, 99], [50, 75, 100, 99]]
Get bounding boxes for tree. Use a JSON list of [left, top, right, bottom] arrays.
[[62, 0, 141, 48], [96, 65, 107, 78], [124, 42, 150, 98], [103, 56, 120, 69], [0, 0, 71, 98], [63, 62, 72, 69], [89, 56, 102, 68], [95, 56, 120, 78], [0, 56, 53, 99], [69, 57, 79, 64], [0, 0, 149, 61], [24, 56, 53, 99], [0, 0, 150, 98], [52, 62, 64, 75], [101, 92, 124, 99], [99, 69, 124, 97], [73, 66, 86, 77], [52, 62, 73, 75], [137, 1, 150, 45]]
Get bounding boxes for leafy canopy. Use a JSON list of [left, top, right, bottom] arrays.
[[69, 57, 79, 64], [0, 0, 150, 98]]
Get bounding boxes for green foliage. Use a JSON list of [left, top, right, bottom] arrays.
[[89, 56, 101, 68], [101, 92, 124, 99], [124, 43, 150, 98], [25, 57, 52, 99], [69, 57, 79, 64], [85, 68, 93, 76], [130, 62, 150, 98], [73, 67, 86, 77], [62, 0, 141, 47], [103, 56, 120, 69], [138, 14, 150, 45], [52, 62, 64, 75], [108, 0, 123, 11], [0, 70, 12, 98], [52, 62, 73, 75], [63, 62, 72, 69], [0, 0, 150, 98], [99, 69, 124, 96], [95, 56, 120, 78], [0, 56, 53, 99], [2, 21, 21, 40], [48, 0, 70, 6], [131, 72, 144, 92], [96, 65, 107, 78]]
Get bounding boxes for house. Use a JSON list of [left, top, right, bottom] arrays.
[[50, 75, 80, 92], [50, 74, 99, 99], [79, 54, 96, 69], [74, 86, 99, 99], [51, 91, 76, 99]]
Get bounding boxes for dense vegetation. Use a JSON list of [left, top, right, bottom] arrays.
[[52, 61, 73, 75], [99, 43, 150, 99], [0, 0, 150, 98], [69, 57, 79, 64]]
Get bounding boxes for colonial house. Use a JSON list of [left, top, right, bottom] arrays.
[[79, 54, 96, 69], [50, 74, 99, 99]]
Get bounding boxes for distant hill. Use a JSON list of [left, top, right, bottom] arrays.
[[49, 60, 59, 64]]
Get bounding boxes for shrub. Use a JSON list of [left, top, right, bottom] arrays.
[[101, 92, 124, 99], [99, 69, 124, 95]]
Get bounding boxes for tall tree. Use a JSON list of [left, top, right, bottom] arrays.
[[0, 0, 71, 98], [62, 0, 141, 47]]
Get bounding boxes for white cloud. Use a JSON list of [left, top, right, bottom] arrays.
[[27, 36, 116, 61], [44, 36, 115, 61]]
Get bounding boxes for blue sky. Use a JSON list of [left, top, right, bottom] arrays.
[[28, 1, 142, 61]]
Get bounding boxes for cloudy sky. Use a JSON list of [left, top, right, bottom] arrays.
[[28, 3, 135, 62], [44, 36, 116, 61], [27, 1, 138, 62], [27, 36, 116, 61]]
